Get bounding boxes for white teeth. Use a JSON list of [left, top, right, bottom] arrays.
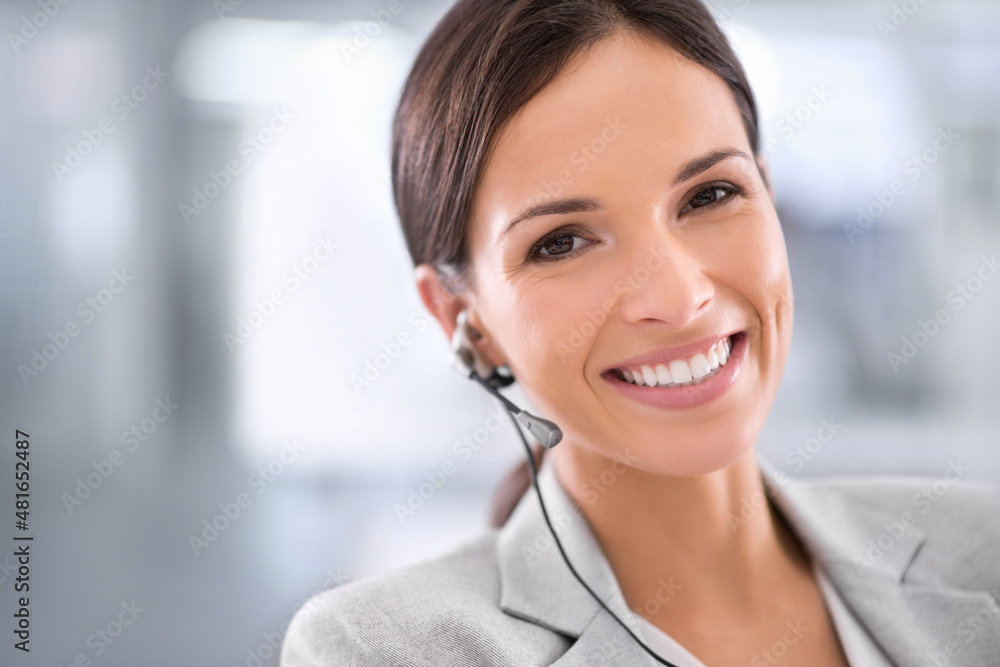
[[690, 353, 711, 380], [668, 359, 693, 384], [617, 336, 735, 388]]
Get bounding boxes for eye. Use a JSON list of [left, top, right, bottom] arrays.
[[526, 228, 593, 262], [680, 182, 743, 215]]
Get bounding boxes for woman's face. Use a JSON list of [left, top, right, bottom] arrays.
[[462, 31, 794, 477]]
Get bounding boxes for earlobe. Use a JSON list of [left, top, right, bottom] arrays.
[[414, 264, 508, 369], [463, 310, 508, 370]]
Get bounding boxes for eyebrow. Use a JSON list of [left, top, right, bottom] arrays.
[[501, 147, 753, 237]]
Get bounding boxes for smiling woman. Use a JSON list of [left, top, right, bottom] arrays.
[[279, 1, 1000, 666]]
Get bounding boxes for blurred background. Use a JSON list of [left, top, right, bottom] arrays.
[[0, 0, 997, 664]]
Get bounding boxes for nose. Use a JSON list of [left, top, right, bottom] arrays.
[[614, 235, 714, 329]]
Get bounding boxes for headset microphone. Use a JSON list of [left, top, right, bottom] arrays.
[[449, 311, 563, 448], [447, 309, 679, 667]]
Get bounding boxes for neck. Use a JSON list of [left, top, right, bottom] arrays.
[[549, 443, 810, 618]]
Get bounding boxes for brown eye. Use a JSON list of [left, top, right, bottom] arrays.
[[540, 234, 577, 256], [527, 230, 592, 262], [680, 183, 742, 215], [692, 187, 728, 207]]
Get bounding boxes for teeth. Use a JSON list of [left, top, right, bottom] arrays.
[[617, 336, 733, 388], [690, 353, 711, 381], [668, 359, 692, 384]]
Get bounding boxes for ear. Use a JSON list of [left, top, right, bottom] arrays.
[[756, 152, 776, 202], [415, 263, 466, 342], [414, 263, 507, 369]]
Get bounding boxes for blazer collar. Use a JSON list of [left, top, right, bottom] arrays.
[[496, 451, 651, 664], [496, 450, 1000, 666], [758, 455, 1000, 666]]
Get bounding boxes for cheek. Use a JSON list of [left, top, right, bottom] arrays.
[[722, 211, 792, 310], [722, 212, 794, 378], [758, 222, 794, 328], [494, 274, 609, 392]]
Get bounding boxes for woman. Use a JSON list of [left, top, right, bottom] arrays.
[[280, 0, 1000, 665]]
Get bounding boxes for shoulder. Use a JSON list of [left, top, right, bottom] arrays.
[[789, 466, 1000, 587], [790, 464, 1000, 525], [279, 530, 561, 667]]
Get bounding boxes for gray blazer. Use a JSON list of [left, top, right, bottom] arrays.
[[279, 451, 1000, 666]]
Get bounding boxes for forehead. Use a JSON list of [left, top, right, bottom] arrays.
[[468, 30, 750, 241]]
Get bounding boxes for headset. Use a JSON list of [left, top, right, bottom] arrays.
[[449, 309, 680, 667]]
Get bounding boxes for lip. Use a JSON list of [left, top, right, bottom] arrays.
[[601, 331, 747, 410], [603, 330, 742, 374]]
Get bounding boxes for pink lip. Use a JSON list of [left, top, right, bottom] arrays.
[[604, 331, 741, 373], [601, 332, 747, 410]]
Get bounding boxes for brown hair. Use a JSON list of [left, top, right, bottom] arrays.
[[391, 0, 761, 527]]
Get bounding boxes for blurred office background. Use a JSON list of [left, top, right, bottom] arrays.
[[0, 0, 997, 664]]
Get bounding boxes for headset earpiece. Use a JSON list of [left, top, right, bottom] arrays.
[[448, 309, 559, 447], [449, 311, 515, 389]]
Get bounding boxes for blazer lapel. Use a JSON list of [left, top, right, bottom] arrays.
[[496, 452, 1000, 667], [759, 455, 1000, 667], [544, 606, 658, 666], [496, 457, 658, 665]]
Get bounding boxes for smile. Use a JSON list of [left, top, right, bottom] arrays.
[[602, 332, 747, 410], [614, 336, 732, 388]]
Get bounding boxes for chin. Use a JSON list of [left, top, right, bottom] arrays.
[[619, 420, 761, 478]]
